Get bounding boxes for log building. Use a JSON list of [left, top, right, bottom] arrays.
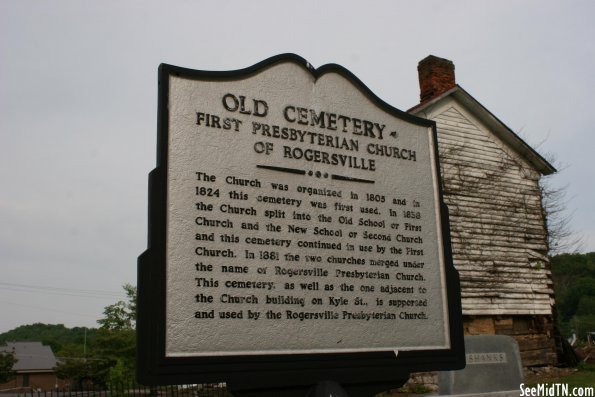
[[409, 55, 558, 366]]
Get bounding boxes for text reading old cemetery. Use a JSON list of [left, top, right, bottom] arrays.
[[162, 60, 451, 358]]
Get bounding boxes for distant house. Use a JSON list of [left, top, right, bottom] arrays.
[[0, 342, 66, 391], [409, 55, 558, 366]]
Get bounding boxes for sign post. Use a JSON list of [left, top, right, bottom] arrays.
[[138, 54, 464, 395]]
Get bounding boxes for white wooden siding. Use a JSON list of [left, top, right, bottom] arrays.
[[433, 106, 553, 315]]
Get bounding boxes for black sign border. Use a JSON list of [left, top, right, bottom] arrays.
[[137, 53, 464, 389]]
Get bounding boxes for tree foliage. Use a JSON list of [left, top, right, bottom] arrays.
[[551, 252, 595, 339], [1, 285, 138, 387], [94, 328, 136, 385], [54, 356, 113, 389], [54, 284, 138, 387], [0, 323, 97, 355], [0, 351, 17, 384], [96, 284, 136, 331], [94, 284, 137, 385]]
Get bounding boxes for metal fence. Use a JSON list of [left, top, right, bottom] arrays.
[[0, 383, 232, 397]]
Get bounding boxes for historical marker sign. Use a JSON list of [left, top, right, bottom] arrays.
[[138, 54, 464, 390]]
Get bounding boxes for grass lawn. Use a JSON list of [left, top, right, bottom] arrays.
[[526, 364, 595, 390], [559, 368, 595, 388]]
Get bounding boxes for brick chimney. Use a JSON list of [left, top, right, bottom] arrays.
[[417, 55, 456, 103]]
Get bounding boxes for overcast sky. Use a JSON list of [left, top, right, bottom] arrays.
[[1, 0, 594, 333]]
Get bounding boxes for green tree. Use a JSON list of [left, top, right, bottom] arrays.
[[96, 284, 136, 330], [54, 355, 112, 390], [95, 284, 137, 385], [551, 252, 595, 339], [576, 295, 595, 316], [570, 314, 595, 340], [558, 278, 595, 321], [0, 323, 98, 356], [55, 284, 137, 387], [0, 351, 17, 384], [93, 329, 136, 385]]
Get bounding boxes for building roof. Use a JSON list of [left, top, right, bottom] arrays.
[[0, 342, 57, 372], [409, 84, 556, 176]]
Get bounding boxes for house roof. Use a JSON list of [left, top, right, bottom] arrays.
[[409, 84, 556, 176], [0, 342, 57, 372]]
